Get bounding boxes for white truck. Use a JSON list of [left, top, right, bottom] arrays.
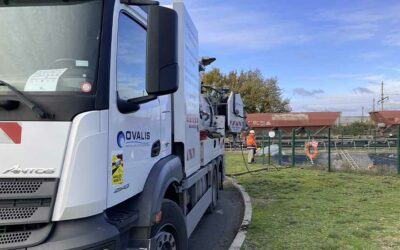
[[0, 0, 245, 249]]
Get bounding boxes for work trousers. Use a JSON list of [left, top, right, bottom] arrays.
[[247, 147, 255, 163]]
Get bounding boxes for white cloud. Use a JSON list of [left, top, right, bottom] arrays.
[[378, 66, 400, 73], [327, 73, 365, 79], [314, 3, 400, 45], [293, 88, 324, 97], [383, 31, 400, 47], [305, 73, 385, 82], [353, 87, 373, 94], [360, 74, 385, 82], [158, 1, 400, 52], [160, 1, 312, 50], [291, 80, 400, 115], [358, 52, 384, 60]]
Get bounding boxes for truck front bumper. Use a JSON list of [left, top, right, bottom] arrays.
[[25, 214, 159, 250], [27, 214, 120, 250]]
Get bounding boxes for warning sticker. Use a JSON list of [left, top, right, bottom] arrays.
[[112, 153, 124, 185]]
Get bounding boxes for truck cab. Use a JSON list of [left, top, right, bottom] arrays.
[[0, 1, 244, 249]]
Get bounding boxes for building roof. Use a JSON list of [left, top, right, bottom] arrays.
[[247, 112, 341, 128], [369, 111, 400, 125]]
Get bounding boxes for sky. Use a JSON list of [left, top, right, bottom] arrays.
[[160, 0, 400, 115]]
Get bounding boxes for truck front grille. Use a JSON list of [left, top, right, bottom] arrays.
[[0, 231, 31, 245], [0, 223, 52, 248], [0, 207, 38, 220], [0, 179, 43, 194], [0, 178, 57, 249]]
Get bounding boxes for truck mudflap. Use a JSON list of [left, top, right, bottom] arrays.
[[27, 214, 120, 250]]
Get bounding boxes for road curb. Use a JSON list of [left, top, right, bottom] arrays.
[[227, 177, 252, 250]]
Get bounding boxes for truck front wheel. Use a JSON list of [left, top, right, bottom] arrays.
[[152, 199, 188, 250]]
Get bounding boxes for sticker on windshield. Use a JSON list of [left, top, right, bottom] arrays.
[[75, 60, 89, 67], [80, 81, 92, 93], [24, 68, 68, 91]]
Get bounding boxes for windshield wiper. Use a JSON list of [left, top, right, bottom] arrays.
[[0, 80, 50, 119]]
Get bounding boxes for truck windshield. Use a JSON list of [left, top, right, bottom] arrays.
[[0, 0, 103, 94]]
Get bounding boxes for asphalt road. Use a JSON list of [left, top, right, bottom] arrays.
[[188, 181, 244, 250]]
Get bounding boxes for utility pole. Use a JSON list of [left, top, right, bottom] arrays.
[[377, 81, 389, 111], [373, 98, 375, 112], [381, 81, 384, 111], [361, 106, 364, 122]]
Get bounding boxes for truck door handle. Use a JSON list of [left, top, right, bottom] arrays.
[[151, 140, 161, 157]]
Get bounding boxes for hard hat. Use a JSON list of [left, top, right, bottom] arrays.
[[250, 130, 255, 134]]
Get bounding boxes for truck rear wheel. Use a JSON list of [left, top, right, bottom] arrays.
[[152, 199, 188, 250], [207, 168, 219, 213]]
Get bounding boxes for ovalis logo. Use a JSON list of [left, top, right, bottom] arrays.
[[117, 130, 151, 148], [117, 131, 126, 148]]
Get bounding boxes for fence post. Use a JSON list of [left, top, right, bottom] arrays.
[[278, 129, 282, 166], [268, 135, 271, 165], [341, 128, 344, 151], [262, 133, 266, 164], [292, 129, 296, 167], [374, 129, 377, 154], [328, 127, 332, 172], [397, 125, 400, 175]]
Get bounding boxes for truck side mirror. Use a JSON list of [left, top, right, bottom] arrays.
[[146, 5, 179, 96]]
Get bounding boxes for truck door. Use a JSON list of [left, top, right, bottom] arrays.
[[107, 9, 162, 207]]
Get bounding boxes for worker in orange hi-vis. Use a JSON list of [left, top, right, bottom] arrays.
[[246, 130, 257, 164]]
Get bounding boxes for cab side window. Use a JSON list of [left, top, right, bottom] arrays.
[[116, 13, 147, 101]]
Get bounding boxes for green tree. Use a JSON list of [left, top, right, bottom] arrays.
[[333, 121, 375, 136], [202, 67, 291, 113]]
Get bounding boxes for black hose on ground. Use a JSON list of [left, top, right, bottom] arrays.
[[240, 143, 253, 175], [226, 143, 281, 177]]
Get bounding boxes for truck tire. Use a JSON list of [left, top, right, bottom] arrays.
[[151, 199, 188, 250], [207, 168, 219, 213]]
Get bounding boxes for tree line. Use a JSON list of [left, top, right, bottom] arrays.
[[332, 121, 376, 136], [202, 68, 291, 113]]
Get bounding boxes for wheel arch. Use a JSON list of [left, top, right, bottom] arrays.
[[128, 155, 184, 228], [164, 181, 180, 205]]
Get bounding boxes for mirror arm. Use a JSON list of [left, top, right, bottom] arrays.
[[128, 95, 157, 105], [117, 99, 140, 114], [117, 91, 157, 114]]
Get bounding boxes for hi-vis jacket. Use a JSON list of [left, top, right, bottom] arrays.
[[246, 134, 257, 148]]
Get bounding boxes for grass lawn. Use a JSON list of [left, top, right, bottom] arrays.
[[225, 152, 400, 249]]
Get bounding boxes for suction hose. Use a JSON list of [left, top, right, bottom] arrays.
[[240, 142, 253, 174]]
